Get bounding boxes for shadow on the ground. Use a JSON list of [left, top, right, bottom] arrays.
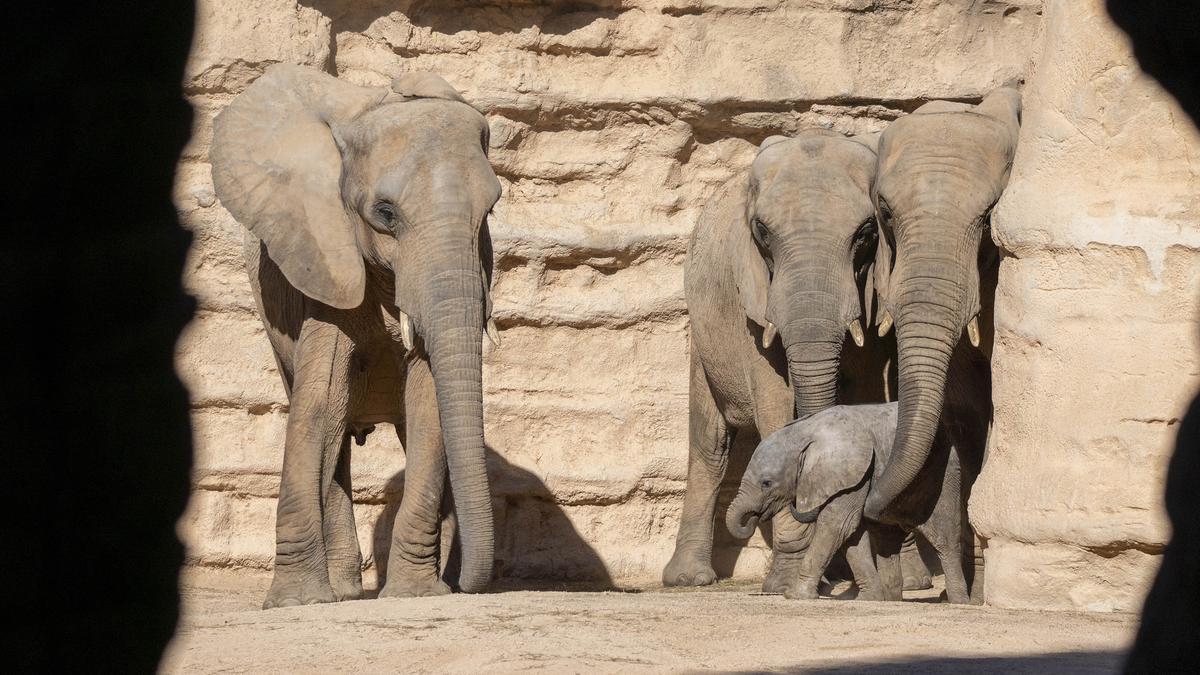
[[723, 649, 1124, 674], [371, 445, 627, 593]]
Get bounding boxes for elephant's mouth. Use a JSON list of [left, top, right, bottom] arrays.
[[790, 502, 821, 524]]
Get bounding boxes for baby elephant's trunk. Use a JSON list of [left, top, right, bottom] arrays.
[[725, 493, 761, 540]]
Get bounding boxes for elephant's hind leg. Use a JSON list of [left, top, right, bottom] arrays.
[[901, 531, 933, 591], [263, 320, 353, 609], [379, 355, 452, 598], [663, 353, 731, 587], [323, 433, 363, 601]]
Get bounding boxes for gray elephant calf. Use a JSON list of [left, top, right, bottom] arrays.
[[727, 402, 972, 602]]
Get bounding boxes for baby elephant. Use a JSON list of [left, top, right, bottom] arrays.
[[726, 403, 972, 602]]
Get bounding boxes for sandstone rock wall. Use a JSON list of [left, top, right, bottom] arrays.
[[970, 0, 1200, 611], [175, 1, 1045, 587]]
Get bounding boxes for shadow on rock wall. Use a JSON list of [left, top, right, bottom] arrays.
[[300, 0, 626, 41], [372, 446, 617, 592]]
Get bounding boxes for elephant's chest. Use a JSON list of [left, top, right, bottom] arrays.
[[351, 342, 404, 427]]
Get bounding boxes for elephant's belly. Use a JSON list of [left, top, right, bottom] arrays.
[[352, 343, 403, 427]]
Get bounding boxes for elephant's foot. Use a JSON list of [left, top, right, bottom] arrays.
[[783, 577, 820, 600], [379, 572, 452, 599], [901, 546, 933, 591], [262, 571, 337, 610], [761, 553, 804, 594], [662, 550, 717, 587], [328, 563, 364, 602], [855, 585, 887, 602]]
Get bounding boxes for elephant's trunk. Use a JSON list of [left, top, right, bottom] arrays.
[[864, 262, 962, 521], [784, 330, 843, 418], [726, 491, 761, 540], [409, 226, 494, 593], [772, 251, 851, 418]]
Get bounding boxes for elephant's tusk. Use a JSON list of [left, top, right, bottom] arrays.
[[399, 310, 415, 351], [486, 318, 501, 348], [848, 319, 865, 347], [762, 322, 778, 349], [878, 310, 893, 338], [967, 316, 980, 348]]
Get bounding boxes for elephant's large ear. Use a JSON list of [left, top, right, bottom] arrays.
[[849, 131, 881, 154], [912, 100, 975, 115], [391, 72, 472, 107], [211, 64, 388, 309], [729, 181, 770, 329], [794, 432, 874, 517], [975, 86, 1022, 148], [871, 186, 893, 326]]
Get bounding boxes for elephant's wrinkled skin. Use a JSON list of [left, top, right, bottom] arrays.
[[727, 403, 973, 602], [862, 88, 1022, 598], [664, 130, 895, 593], [210, 65, 501, 608]]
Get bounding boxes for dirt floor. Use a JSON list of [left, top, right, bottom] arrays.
[[161, 570, 1138, 674]]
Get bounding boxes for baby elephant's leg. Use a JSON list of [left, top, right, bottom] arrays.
[[843, 527, 883, 600], [783, 492, 863, 600]]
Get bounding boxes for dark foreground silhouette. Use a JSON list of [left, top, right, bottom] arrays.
[[1106, 2, 1200, 672], [6, 4, 196, 671]]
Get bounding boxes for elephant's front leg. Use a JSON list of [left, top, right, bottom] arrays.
[[663, 353, 731, 587], [264, 322, 353, 609], [783, 493, 862, 600], [762, 511, 810, 594], [379, 355, 452, 598], [323, 433, 363, 601]]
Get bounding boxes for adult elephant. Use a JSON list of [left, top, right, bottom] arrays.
[[664, 129, 891, 593], [210, 65, 501, 608], [863, 87, 1022, 595]]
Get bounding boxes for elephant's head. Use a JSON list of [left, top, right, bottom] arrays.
[[733, 129, 879, 416], [210, 65, 501, 592], [863, 87, 1021, 520], [726, 405, 889, 539], [726, 418, 806, 540]]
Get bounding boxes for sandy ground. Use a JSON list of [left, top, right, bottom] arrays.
[[161, 570, 1138, 674]]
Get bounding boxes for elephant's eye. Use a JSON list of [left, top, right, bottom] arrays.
[[876, 199, 893, 227], [753, 218, 770, 246], [373, 201, 397, 226], [761, 479, 772, 489]]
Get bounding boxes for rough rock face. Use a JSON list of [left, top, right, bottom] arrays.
[[176, 0, 1072, 590], [969, 0, 1200, 611]]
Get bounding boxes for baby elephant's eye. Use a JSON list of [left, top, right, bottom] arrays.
[[761, 479, 772, 489]]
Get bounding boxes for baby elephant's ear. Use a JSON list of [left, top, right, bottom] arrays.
[[794, 432, 875, 517]]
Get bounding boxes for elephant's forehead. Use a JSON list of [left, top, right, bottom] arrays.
[[753, 427, 806, 471], [754, 137, 875, 190], [354, 99, 486, 148], [751, 144, 875, 225], [878, 114, 1012, 193]]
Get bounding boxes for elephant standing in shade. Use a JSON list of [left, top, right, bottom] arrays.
[[210, 65, 502, 608], [862, 87, 1023, 598], [664, 129, 897, 593], [727, 403, 971, 602]]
